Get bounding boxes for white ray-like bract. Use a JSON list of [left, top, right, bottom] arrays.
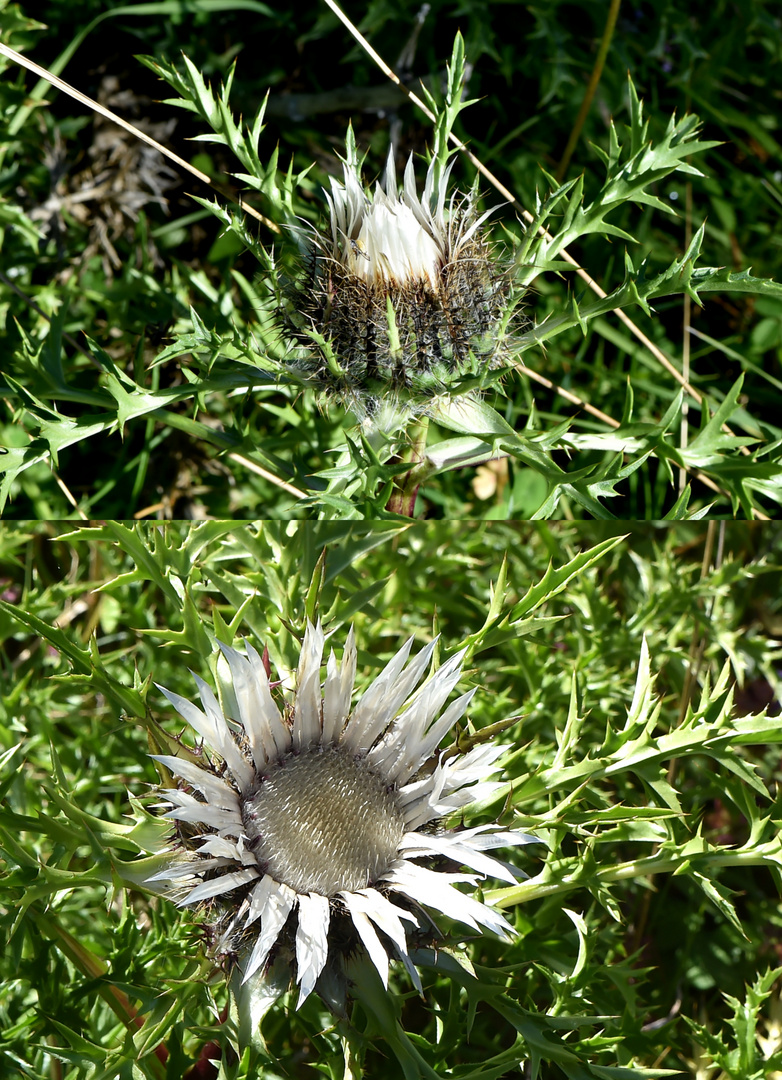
[[149, 623, 536, 1006], [325, 150, 446, 291], [324, 149, 494, 294]]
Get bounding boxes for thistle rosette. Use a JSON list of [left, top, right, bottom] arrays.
[[148, 623, 534, 1008], [288, 145, 511, 415]]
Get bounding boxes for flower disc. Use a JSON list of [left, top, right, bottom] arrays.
[[241, 746, 405, 896]]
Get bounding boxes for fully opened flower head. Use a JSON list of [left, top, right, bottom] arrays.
[[288, 142, 511, 416], [148, 624, 534, 1008]]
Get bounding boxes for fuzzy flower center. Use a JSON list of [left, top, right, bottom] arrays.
[[241, 746, 405, 896], [347, 201, 442, 290]]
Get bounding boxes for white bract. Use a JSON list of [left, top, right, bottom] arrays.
[[149, 624, 534, 1007], [324, 150, 491, 292]]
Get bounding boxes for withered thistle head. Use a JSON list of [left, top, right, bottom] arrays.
[[287, 141, 512, 417]]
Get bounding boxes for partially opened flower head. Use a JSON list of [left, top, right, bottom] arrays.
[[148, 623, 533, 1008], [289, 140, 511, 415]]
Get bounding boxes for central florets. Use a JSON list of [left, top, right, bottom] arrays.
[[346, 199, 443, 291], [241, 746, 405, 896]]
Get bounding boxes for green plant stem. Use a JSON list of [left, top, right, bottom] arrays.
[[555, 0, 622, 182], [487, 843, 781, 909], [346, 955, 441, 1080], [33, 908, 169, 1075], [385, 416, 430, 516]]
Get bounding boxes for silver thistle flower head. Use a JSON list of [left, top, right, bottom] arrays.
[[148, 623, 534, 1008], [288, 142, 512, 416]]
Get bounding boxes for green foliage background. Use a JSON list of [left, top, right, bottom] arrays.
[[2, 520, 782, 1077], [0, 0, 781, 517]]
